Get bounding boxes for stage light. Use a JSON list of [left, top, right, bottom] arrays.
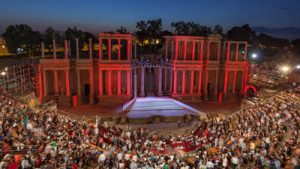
[[281, 65, 290, 73], [251, 53, 257, 59], [1, 71, 6, 76], [296, 64, 300, 69], [1, 45, 5, 49]]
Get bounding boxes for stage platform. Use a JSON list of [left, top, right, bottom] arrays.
[[125, 97, 206, 118]]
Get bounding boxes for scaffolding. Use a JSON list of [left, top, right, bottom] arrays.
[[0, 58, 38, 96]]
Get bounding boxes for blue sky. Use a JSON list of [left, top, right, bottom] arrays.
[[1, 0, 300, 36]]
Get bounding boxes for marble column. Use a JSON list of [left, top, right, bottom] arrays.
[[134, 69, 137, 99], [192, 41, 196, 60], [89, 38, 93, 60], [182, 71, 186, 94], [64, 40, 68, 59], [140, 67, 145, 96], [41, 42, 45, 58], [215, 70, 219, 96], [169, 69, 173, 93], [158, 67, 163, 96], [98, 37, 102, 60], [173, 70, 177, 94], [118, 39, 121, 60], [54, 70, 58, 95], [233, 71, 237, 93], [164, 68, 167, 90], [43, 70, 47, 96], [190, 70, 194, 94], [108, 38, 111, 60], [235, 43, 239, 62], [200, 41, 204, 61], [183, 41, 187, 60], [224, 70, 228, 93], [53, 39, 57, 59], [65, 70, 70, 96], [126, 70, 131, 95], [127, 39, 131, 60], [77, 70, 81, 96], [108, 70, 112, 95], [134, 41, 137, 59], [198, 70, 202, 94], [117, 71, 121, 95], [76, 38, 79, 59], [98, 70, 103, 96], [165, 40, 168, 60]]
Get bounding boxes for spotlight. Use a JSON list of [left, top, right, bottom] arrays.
[[251, 53, 257, 59]]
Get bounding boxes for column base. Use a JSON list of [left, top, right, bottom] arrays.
[[157, 91, 163, 96], [139, 91, 145, 97]]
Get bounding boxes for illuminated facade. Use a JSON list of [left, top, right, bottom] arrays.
[[37, 33, 249, 106]]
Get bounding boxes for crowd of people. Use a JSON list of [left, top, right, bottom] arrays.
[[0, 90, 299, 168]]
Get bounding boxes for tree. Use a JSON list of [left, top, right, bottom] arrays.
[[116, 26, 129, 34], [292, 39, 300, 54], [170, 21, 212, 36], [43, 27, 63, 51], [227, 24, 256, 43], [213, 24, 223, 35], [2, 24, 41, 56]]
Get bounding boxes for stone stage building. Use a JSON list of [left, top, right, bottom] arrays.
[[37, 33, 251, 106]]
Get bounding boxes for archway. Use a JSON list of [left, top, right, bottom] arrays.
[[244, 85, 257, 97]]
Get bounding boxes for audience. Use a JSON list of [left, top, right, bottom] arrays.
[[0, 91, 299, 168]]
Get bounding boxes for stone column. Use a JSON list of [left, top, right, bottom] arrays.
[[198, 70, 202, 94], [204, 69, 208, 100], [117, 71, 121, 95], [235, 42, 239, 62], [241, 70, 245, 94], [68, 40, 71, 57], [98, 70, 103, 96], [158, 67, 163, 96], [165, 40, 168, 60], [43, 70, 47, 96], [183, 41, 187, 60], [126, 70, 131, 95], [244, 42, 247, 61], [169, 69, 173, 93], [89, 69, 94, 104], [108, 70, 112, 95], [127, 39, 131, 60], [171, 40, 174, 60], [53, 39, 57, 59], [173, 70, 177, 94], [224, 70, 228, 93], [108, 38, 111, 60], [134, 69, 137, 99], [233, 71, 237, 93], [175, 40, 178, 60], [76, 38, 79, 59], [64, 40, 68, 59], [77, 70, 81, 96], [65, 70, 70, 96], [134, 41, 137, 59], [192, 41, 195, 60], [190, 70, 194, 94], [140, 67, 145, 96], [54, 70, 58, 95], [164, 68, 167, 90], [215, 70, 219, 96], [118, 39, 121, 60], [89, 38, 93, 60], [206, 41, 210, 61], [98, 37, 102, 60], [227, 41, 231, 62], [200, 41, 204, 61], [182, 71, 186, 94], [41, 42, 45, 58]]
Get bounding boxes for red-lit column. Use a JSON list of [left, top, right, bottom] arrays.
[[200, 41, 204, 61], [244, 42, 247, 61], [165, 40, 168, 59], [77, 70, 81, 96], [224, 70, 228, 93], [198, 69, 202, 95], [76, 38, 79, 59], [43, 70, 47, 96], [64, 40, 68, 59], [204, 69, 208, 99], [183, 41, 187, 60], [98, 70, 103, 96], [118, 39, 121, 60], [65, 70, 70, 96], [173, 70, 177, 94], [175, 40, 178, 60], [117, 71, 121, 95], [235, 42, 239, 62], [190, 70, 194, 94], [126, 70, 131, 95], [206, 41, 210, 61], [89, 69, 94, 104], [54, 70, 58, 95], [98, 37, 102, 60], [89, 38, 93, 60], [215, 70, 219, 96], [233, 70, 237, 93], [108, 38, 111, 60], [192, 41, 196, 60], [108, 70, 112, 95], [227, 41, 231, 62], [164, 68, 167, 90], [53, 39, 57, 59], [127, 39, 131, 60], [182, 71, 186, 94], [241, 70, 245, 94]]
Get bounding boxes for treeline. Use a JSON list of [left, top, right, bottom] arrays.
[[2, 19, 300, 56]]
